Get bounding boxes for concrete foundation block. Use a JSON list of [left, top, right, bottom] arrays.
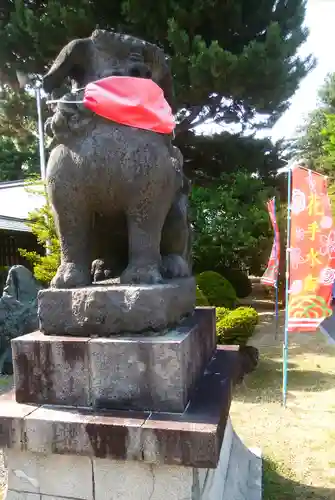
[[37, 454, 92, 499], [93, 459, 194, 500], [6, 450, 39, 493], [2, 417, 262, 500], [5, 450, 92, 500], [5, 491, 40, 500]]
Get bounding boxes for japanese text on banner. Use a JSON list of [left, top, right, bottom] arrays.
[[288, 167, 335, 332]]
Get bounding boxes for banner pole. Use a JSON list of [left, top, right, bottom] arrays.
[[275, 283, 279, 339], [274, 196, 279, 340], [283, 167, 292, 407]]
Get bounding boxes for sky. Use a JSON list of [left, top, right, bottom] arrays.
[[271, 0, 335, 141]]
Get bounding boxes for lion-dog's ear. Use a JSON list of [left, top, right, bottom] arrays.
[[143, 43, 175, 112], [43, 38, 92, 94]]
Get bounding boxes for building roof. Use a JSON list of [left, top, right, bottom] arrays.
[[0, 216, 31, 232], [0, 180, 45, 232]]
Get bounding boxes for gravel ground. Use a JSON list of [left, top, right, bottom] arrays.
[[0, 376, 13, 494]]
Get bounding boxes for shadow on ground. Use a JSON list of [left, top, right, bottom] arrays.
[[263, 457, 335, 500], [251, 333, 335, 358], [235, 355, 335, 403]]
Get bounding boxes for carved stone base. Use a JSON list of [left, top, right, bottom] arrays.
[[38, 278, 196, 336], [12, 308, 215, 413], [1, 346, 256, 465]]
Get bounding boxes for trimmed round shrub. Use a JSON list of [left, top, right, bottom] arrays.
[[216, 307, 229, 322], [196, 285, 209, 306], [216, 306, 258, 346], [197, 271, 237, 308], [217, 268, 252, 299]]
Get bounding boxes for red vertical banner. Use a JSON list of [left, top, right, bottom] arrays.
[[288, 167, 335, 332], [261, 197, 280, 287]]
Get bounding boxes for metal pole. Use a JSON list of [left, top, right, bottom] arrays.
[[35, 83, 51, 255], [275, 281, 279, 340], [283, 166, 292, 407], [35, 83, 46, 180], [274, 196, 279, 340]]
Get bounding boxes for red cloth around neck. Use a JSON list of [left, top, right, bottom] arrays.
[[83, 76, 175, 134]]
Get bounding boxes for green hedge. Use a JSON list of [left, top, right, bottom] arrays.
[[217, 306, 258, 346], [217, 268, 252, 299], [197, 271, 237, 309], [216, 306, 229, 322]]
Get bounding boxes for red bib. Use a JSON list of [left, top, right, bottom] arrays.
[[83, 76, 175, 134]]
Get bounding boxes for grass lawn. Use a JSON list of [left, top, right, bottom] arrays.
[[0, 376, 12, 392], [231, 311, 335, 500]]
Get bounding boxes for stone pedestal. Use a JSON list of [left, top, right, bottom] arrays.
[[1, 305, 262, 499], [12, 308, 215, 413], [38, 278, 196, 336], [0, 347, 262, 500]]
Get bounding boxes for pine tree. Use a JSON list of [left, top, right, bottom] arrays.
[[0, 136, 38, 181], [0, 0, 312, 282], [0, 85, 40, 179], [176, 131, 285, 185], [0, 0, 312, 184], [0, 0, 312, 131]]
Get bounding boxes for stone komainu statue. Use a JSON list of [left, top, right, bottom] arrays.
[[43, 30, 192, 288]]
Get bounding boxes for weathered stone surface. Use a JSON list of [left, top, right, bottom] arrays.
[[38, 278, 196, 336], [3, 346, 242, 467], [185, 306, 216, 397], [219, 439, 262, 500], [13, 308, 215, 412], [5, 450, 40, 493], [42, 30, 191, 290], [3, 266, 43, 305], [89, 307, 215, 412], [12, 332, 90, 406], [24, 406, 147, 459], [0, 399, 36, 450], [247, 448, 262, 500], [6, 492, 39, 500], [0, 265, 43, 374], [93, 459, 194, 500], [1, 416, 262, 500], [5, 450, 92, 499]]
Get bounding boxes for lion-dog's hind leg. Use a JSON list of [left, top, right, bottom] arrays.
[[120, 171, 175, 285]]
